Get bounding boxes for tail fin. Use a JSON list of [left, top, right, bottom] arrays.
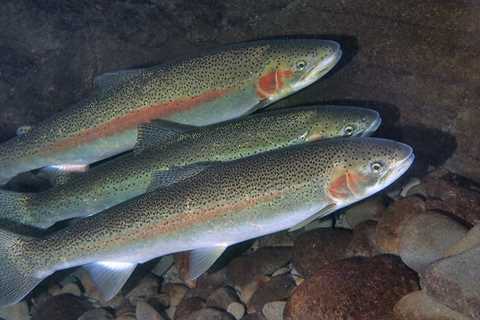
[[0, 228, 45, 306], [0, 190, 32, 226]]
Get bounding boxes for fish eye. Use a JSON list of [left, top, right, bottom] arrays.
[[295, 60, 307, 71], [370, 161, 384, 173], [344, 125, 355, 136]]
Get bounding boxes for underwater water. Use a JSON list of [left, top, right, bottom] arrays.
[[0, 1, 479, 320]]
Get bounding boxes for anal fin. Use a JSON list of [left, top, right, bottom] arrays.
[[288, 203, 337, 232], [188, 245, 228, 280], [84, 261, 136, 301]]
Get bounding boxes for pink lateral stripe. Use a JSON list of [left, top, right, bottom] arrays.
[[44, 89, 230, 154]]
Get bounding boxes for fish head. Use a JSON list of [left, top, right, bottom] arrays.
[[325, 138, 414, 206], [256, 39, 342, 102], [305, 105, 382, 142]]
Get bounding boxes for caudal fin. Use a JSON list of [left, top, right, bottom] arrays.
[[0, 228, 45, 306], [0, 190, 32, 226]]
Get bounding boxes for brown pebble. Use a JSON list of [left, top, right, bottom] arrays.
[[284, 255, 419, 320], [263, 301, 286, 320], [394, 290, 471, 320], [179, 308, 235, 320], [444, 224, 480, 257], [174, 297, 206, 320], [399, 212, 467, 272], [292, 228, 353, 278], [345, 220, 381, 258], [227, 247, 292, 288], [206, 286, 240, 310], [375, 196, 426, 254], [136, 301, 165, 320], [422, 176, 480, 226], [421, 246, 480, 319], [248, 274, 296, 314], [126, 274, 160, 305], [32, 294, 92, 320]]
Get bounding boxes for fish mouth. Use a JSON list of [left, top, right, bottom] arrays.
[[381, 147, 415, 189], [293, 41, 342, 91], [361, 112, 382, 137]]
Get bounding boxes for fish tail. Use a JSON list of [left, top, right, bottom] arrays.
[[0, 190, 33, 226], [0, 228, 45, 306]]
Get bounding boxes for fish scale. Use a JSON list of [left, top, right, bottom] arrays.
[[0, 39, 342, 184]]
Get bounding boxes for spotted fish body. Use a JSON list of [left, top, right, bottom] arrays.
[[0, 105, 381, 228], [0, 137, 414, 307], [0, 39, 342, 184]]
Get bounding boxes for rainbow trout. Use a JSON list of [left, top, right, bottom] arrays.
[[0, 105, 381, 228], [0, 39, 342, 184], [0, 137, 413, 306]]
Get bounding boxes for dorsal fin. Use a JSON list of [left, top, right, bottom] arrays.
[[134, 120, 196, 154], [94, 68, 146, 94]]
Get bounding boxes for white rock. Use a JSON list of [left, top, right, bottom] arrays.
[[263, 301, 286, 320]]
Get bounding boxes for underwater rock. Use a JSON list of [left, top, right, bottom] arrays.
[[421, 176, 480, 226], [421, 246, 480, 319], [253, 232, 294, 249], [247, 274, 296, 314], [162, 283, 189, 308], [113, 302, 136, 320], [185, 268, 229, 300], [399, 212, 468, 272], [0, 302, 30, 320], [178, 307, 236, 320], [227, 247, 292, 288], [393, 290, 472, 320], [292, 228, 352, 278], [345, 220, 381, 258], [126, 274, 160, 305], [31, 294, 92, 320], [241, 314, 266, 320], [151, 255, 175, 278], [263, 301, 286, 320], [343, 197, 385, 228], [444, 224, 480, 257], [48, 281, 82, 297], [236, 276, 271, 305], [205, 286, 241, 310], [174, 297, 206, 320], [226, 302, 245, 320], [136, 301, 166, 320], [78, 308, 114, 320], [375, 197, 426, 254], [284, 255, 419, 320], [173, 252, 196, 288]]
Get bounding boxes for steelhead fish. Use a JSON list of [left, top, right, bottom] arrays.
[[0, 39, 342, 184], [0, 105, 381, 228], [0, 137, 414, 306]]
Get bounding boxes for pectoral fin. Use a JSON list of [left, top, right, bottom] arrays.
[[38, 165, 87, 187], [147, 163, 213, 192], [188, 245, 228, 280], [288, 203, 337, 232], [84, 261, 137, 301], [135, 119, 196, 154]]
